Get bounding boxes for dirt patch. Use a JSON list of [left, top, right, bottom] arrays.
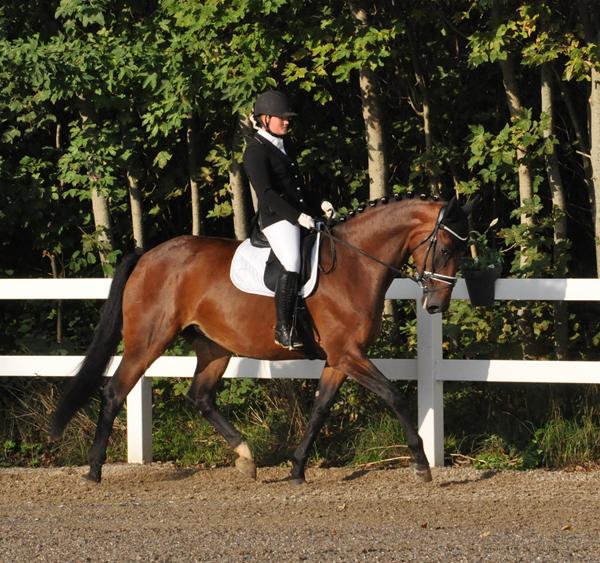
[[1, 463, 599, 561]]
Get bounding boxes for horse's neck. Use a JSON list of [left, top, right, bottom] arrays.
[[340, 204, 415, 269]]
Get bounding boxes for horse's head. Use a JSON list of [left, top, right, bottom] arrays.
[[409, 197, 473, 314]]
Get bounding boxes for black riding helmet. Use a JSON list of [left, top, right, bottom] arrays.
[[253, 90, 296, 119]]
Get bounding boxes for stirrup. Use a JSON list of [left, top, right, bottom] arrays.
[[275, 325, 303, 350]]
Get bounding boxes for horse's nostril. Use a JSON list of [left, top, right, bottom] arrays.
[[427, 304, 440, 314]]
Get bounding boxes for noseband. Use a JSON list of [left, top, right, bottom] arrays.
[[412, 206, 468, 293]]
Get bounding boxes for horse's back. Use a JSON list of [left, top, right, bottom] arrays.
[[122, 235, 241, 318], [140, 235, 240, 268]]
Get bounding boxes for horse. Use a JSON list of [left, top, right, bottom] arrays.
[[50, 194, 472, 484]]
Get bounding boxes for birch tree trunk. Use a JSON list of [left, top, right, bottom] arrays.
[[491, 0, 535, 357], [350, 2, 388, 199], [52, 122, 63, 344], [492, 0, 534, 232], [407, 24, 441, 196], [585, 46, 600, 277], [590, 60, 600, 277], [541, 63, 568, 360], [127, 170, 145, 252], [577, 1, 600, 276], [90, 185, 115, 271], [350, 1, 394, 320], [187, 115, 203, 236], [229, 113, 253, 240], [78, 100, 115, 272], [359, 67, 388, 199]]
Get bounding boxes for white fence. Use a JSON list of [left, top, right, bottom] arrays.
[[1, 277, 599, 467]]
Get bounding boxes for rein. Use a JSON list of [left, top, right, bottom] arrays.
[[317, 205, 468, 292]]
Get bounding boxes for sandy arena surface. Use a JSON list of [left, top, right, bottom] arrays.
[[1, 463, 599, 562]]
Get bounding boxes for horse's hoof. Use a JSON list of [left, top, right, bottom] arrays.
[[290, 477, 306, 485], [234, 457, 257, 480], [85, 468, 102, 483], [413, 464, 432, 482]]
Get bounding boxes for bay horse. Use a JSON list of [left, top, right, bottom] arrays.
[[50, 195, 472, 484]]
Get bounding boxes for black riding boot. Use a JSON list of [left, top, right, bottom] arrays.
[[274, 271, 302, 349]]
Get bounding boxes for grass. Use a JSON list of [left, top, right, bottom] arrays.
[[2, 379, 600, 471], [535, 412, 600, 468]]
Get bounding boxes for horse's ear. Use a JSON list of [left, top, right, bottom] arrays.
[[444, 196, 458, 219], [442, 196, 470, 241], [461, 194, 481, 217]]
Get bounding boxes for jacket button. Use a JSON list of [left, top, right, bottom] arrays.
[[299, 198, 304, 203], [296, 187, 301, 191]]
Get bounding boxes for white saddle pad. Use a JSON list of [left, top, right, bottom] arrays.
[[230, 233, 321, 298]]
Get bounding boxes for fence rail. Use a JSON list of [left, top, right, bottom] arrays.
[[1, 277, 599, 467]]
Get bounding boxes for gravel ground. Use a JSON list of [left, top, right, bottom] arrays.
[[1, 463, 599, 562]]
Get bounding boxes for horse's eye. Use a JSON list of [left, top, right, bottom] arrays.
[[440, 247, 451, 257]]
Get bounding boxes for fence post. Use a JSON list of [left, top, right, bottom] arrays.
[[416, 306, 444, 466], [126, 376, 153, 463]]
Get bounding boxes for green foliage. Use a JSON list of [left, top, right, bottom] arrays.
[[461, 218, 504, 271]]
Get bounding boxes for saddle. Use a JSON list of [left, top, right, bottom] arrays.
[[230, 227, 321, 299], [249, 227, 317, 292], [229, 224, 324, 359]]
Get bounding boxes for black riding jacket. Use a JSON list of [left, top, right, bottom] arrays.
[[243, 133, 315, 229]]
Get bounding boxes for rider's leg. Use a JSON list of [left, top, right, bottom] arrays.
[[262, 220, 302, 349]]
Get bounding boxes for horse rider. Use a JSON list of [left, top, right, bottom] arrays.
[[243, 90, 318, 350]]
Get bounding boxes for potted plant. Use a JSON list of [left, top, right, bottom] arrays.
[[460, 219, 503, 307]]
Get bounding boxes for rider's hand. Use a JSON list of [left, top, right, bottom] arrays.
[[298, 213, 316, 230], [321, 200, 337, 219]]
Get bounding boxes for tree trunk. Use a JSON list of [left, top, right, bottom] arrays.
[[359, 67, 388, 199], [349, 2, 395, 320], [590, 60, 600, 277], [407, 24, 441, 196], [492, 0, 534, 232], [577, 0, 600, 276], [349, 2, 388, 198], [491, 0, 534, 358], [541, 63, 569, 360], [187, 115, 203, 236], [90, 185, 115, 271], [229, 113, 253, 240], [53, 122, 64, 344], [555, 73, 594, 199], [78, 100, 115, 272], [127, 170, 145, 252]]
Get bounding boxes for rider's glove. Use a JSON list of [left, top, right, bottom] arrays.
[[298, 213, 316, 230], [321, 200, 337, 220]]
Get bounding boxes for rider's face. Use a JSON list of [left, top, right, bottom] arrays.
[[263, 115, 290, 136]]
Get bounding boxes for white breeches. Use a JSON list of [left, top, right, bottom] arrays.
[[261, 220, 301, 273]]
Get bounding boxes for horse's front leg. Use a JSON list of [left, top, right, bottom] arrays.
[[290, 365, 347, 483], [339, 351, 432, 482]]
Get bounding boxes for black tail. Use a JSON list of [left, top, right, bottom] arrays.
[[50, 253, 142, 439]]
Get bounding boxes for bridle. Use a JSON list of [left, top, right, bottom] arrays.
[[318, 204, 468, 294], [411, 206, 468, 293]]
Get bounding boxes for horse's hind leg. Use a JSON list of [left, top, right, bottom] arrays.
[[87, 327, 177, 482], [86, 353, 148, 482], [184, 332, 256, 479]]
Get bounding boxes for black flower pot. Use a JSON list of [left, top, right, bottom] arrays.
[[462, 264, 502, 307]]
